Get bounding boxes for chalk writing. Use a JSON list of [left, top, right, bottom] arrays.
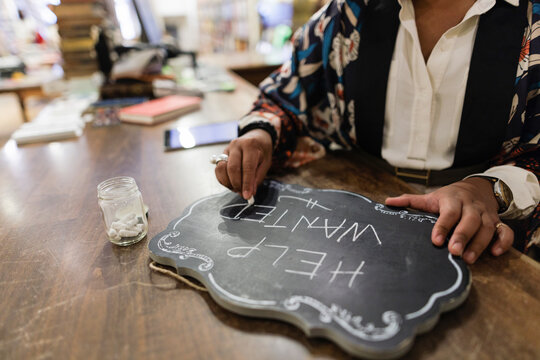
[[285, 249, 327, 280], [221, 196, 383, 246], [291, 215, 320, 233], [329, 261, 366, 288], [226, 240, 366, 287], [264, 209, 289, 228], [336, 223, 381, 245], [227, 237, 267, 258], [264, 244, 290, 267], [373, 204, 437, 223], [278, 195, 333, 211], [309, 218, 347, 238]]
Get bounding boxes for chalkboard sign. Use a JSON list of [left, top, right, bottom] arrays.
[[149, 180, 470, 359]]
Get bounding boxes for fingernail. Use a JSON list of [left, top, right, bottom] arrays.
[[243, 190, 250, 200], [451, 242, 463, 255], [493, 247, 503, 256], [464, 251, 476, 263], [435, 234, 445, 246]]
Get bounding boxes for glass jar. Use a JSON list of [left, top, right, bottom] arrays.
[[97, 176, 148, 246]]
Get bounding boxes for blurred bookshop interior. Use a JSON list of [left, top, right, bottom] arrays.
[[0, 0, 327, 136]]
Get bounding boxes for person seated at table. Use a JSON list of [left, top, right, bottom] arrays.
[[215, 0, 540, 264]]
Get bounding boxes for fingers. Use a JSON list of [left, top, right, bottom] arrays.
[[461, 212, 496, 263], [385, 194, 426, 209], [431, 197, 461, 247], [491, 223, 514, 256], [227, 147, 243, 194], [214, 129, 273, 199], [255, 156, 272, 191], [385, 193, 440, 213], [215, 161, 232, 189], [242, 149, 259, 199], [386, 181, 514, 264], [215, 148, 232, 189], [386, 194, 451, 246], [447, 206, 481, 257]]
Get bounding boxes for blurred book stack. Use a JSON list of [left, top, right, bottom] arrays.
[[53, 1, 107, 78]]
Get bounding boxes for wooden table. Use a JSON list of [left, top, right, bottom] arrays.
[[0, 75, 538, 360]]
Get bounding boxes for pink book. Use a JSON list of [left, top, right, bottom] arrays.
[[119, 95, 202, 125]]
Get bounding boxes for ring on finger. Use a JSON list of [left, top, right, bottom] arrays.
[[495, 222, 506, 230], [210, 154, 228, 166]]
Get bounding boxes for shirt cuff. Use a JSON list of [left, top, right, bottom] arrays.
[[467, 165, 540, 219]]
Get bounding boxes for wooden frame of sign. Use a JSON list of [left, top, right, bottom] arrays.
[[149, 180, 471, 359]]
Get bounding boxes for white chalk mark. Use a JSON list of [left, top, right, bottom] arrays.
[[329, 261, 366, 288], [227, 237, 266, 258], [291, 215, 320, 233], [306, 198, 322, 209], [285, 249, 327, 280], [336, 223, 382, 245], [283, 296, 401, 341], [256, 205, 276, 223], [220, 204, 276, 222], [278, 195, 332, 211], [310, 218, 347, 239], [319, 189, 372, 203], [208, 273, 277, 306], [264, 245, 290, 267], [373, 204, 437, 223], [233, 203, 252, 219], [264, 209, 288, 228], [405, 253, 463, 320]]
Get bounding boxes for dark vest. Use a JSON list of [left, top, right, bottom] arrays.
[[347, 0, 528, 167]]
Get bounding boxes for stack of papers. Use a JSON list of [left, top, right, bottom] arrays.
[[10, 97, 92, 145], [11, 121, 84, 145]]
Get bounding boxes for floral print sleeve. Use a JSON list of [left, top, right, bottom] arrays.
[[238, 0, 365, 167], [493, 1, 540, 248]]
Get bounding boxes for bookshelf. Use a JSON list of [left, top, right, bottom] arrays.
[[197, 0, 260, 53], [197, 0, 322, 55]]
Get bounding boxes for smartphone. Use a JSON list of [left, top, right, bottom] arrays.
[[164, 121, 238, 151]]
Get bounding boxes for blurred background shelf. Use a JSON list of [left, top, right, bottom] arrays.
[[0, 0, 328, 129]]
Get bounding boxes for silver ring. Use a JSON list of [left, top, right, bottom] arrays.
[[210, 154, 228, 165]]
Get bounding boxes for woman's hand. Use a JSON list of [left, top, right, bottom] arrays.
[[385, 177, 514, 264], [215, 129, 273, 200]]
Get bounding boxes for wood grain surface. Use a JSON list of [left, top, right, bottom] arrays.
[[0, 75, 538, 360]]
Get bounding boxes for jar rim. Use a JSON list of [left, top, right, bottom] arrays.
[[97, 176, 139, 200]]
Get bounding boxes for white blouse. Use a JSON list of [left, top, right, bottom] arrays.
[[383, 0, 539, 219]]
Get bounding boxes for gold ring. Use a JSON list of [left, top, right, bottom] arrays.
[[495, 222, 506, 230]]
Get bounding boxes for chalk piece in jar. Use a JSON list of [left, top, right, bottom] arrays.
[[119, 229, 140, 237], [121, 213, 136, 222]]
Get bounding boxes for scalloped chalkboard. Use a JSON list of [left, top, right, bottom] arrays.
[[149, 180, 470, 359]]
